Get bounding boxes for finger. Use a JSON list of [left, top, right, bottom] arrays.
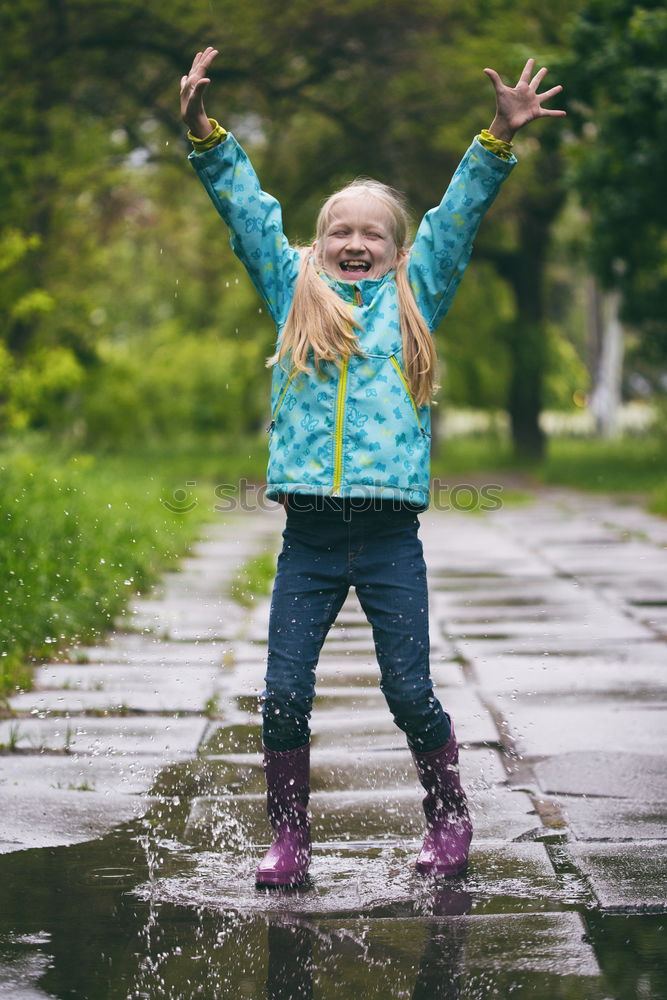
[[483, 67, 503, 89], [540, 108, 567, 117], [189, 51, 203, 75], [202, 48, 219, 70], [537, 84, 563, 102], [530, 66, 548, 91], [519, 57, 535, 84]]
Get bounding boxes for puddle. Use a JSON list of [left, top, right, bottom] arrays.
[[0, 828, 608, 1000], [584, 912, 667, 1000], [0, 756, 663, 998]]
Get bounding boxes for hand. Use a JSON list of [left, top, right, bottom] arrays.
[[483, 58, 565, 142], [180, 46, 219, 138]]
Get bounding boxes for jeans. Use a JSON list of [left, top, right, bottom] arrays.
[[262, 496, 451, 753]]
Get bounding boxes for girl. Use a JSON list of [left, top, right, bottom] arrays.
[[180, 48, 564, 888]]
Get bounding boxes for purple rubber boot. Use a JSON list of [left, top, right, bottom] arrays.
[[411, 723, 472, 877], [255, 742, 311, 888]]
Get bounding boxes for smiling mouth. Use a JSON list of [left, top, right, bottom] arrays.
[[339, 260, 371, 273]]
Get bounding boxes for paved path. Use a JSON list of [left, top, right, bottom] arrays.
[[2, 487, 666, 996]]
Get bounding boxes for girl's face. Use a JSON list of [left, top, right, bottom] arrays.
[[315, 192, 400, 283]]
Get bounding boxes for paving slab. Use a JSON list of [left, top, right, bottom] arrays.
[[63, 636, 229, 666], [117, 596, 244, 641], [427, 658, 467, 688], [9, 663, 227, 715], [538, 544, 667, 580], [0, 716, 207, 757], [471, 647, 667, 696], [0, 786, 152, 855], [0, 751, 163, 852], [305, 691, 498, 750], [560, 797, 667, 841], [444, 613, 648, 643], [595, 504, 667, 546], [492, 694, 667, 757], [457, 629, 654, 659], [0, 753, 165, 796], [315, 655, 387, 687], [534, 751, 667, 801], [568, 842, 667, 911], [432, 576, 583, 604]]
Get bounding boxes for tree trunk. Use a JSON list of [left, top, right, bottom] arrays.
[[490, 145, 565, 463], [589, 286, 624, 438], [503, 217, 550, 461]]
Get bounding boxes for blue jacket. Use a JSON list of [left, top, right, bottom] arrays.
[[190, 135, 515, 508]]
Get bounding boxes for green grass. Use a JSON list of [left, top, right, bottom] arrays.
[[539, 436, 667, 495], [229, 550, 277, 607], [434, 431, 667, 516], [433, 433, 515, 478], [0, 432, 268, 696]]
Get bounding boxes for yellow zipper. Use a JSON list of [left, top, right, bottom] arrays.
[[332, 356, 349, 493], [268, 367, 297, 430], [389, 355, 427, 434], [331, 290, 361, 493]]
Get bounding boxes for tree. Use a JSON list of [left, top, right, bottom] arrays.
[[563, 0, 667, 367], [0, 0, 579, 453]]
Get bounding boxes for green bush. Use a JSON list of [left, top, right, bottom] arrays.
[[0, 442, 218, 695], [77, 326, 272, 449]]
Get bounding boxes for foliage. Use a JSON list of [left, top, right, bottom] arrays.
[[0, 435, 267, 694], [0, 0, 591, 457], [563, 0, 667, 361]]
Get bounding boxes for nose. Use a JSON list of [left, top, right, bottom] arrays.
[[344, 230, 365, 251]]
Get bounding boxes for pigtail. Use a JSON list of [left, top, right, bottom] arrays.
[[395, 257, 439, 407], [266, 249, 364, 374]]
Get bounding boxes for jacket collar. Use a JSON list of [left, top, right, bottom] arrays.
[[317, 267, 395, 304]]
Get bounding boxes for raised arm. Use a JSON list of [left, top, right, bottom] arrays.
[[181, 49, 300, 327], [409, 59, 565, 331]]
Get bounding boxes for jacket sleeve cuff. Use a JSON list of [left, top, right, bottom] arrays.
[[188, 118, 228, 153], [476, 129, 514, 161]]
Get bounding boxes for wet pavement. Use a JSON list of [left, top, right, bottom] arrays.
[[1, 489, 666, 998]]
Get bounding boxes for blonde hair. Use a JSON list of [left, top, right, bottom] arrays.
[[267, 179, 438, 407]]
